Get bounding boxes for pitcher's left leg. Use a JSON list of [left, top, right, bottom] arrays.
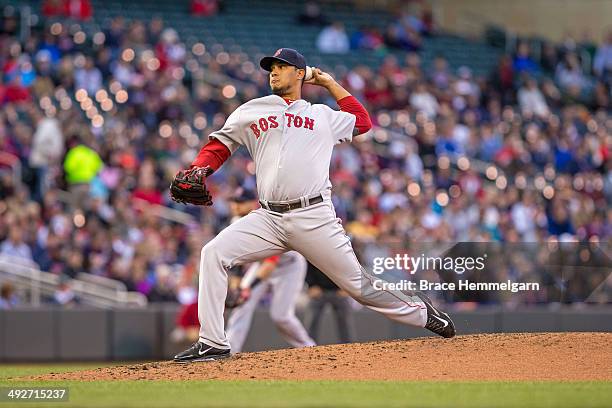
[[287, 202, 437, 332]]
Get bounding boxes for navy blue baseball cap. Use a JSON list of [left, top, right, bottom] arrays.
[[260, 48, 306, 71], [230, 187, 257, 203]]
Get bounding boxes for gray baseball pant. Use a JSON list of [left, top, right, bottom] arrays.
[[197, 192, 427, 349]]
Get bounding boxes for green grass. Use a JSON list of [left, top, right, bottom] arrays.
[[0, 364, 610, 408]]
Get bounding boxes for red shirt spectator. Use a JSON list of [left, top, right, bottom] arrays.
[[191, 0, 218, 17], [0, 79, 5, 105], [177, 302, 199, 329], [4, 78, 30, 103], [132, 188, 163, 206], [41, 0, 63, 17], [63, 0, 92, 21]]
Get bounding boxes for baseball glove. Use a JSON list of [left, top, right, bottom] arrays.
[[169, 166, 214, 206], [225, 287, 251, 309]]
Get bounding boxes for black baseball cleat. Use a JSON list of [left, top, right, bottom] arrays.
[[173, 341, 230, 363], [415, 292, 456, 338]]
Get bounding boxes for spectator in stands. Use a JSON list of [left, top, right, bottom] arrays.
[[429, 56, 452, 89], [74, 56, 102, 96], [547, 198, 575, 237], [62, 248, 83, 279], [453, 66, 479, 110], [350, 26, 385, 51], [397, 10, 426, 35], [54, 277, 78, 306], [383, 21, 422, 52], [43, 0, 92, 20], [42, 0, 64, 18], [147, 264, 178, 302], [132, 162, 163, 206], [540, 41, 559, 73], [435, 115, 464, 157], [0, 225, 33, 264], [63, 0, 93, 21], [0, 282, 18, 309], [555, 52, 590, 98], [156, 28, 186, 70], [4, 76, 31, 104], [511, 191, 538, 241], [364, 76, 393, 109], [190, 0, 219, 17], [0, 74, 5, 104], [490, 55, 514, 104], [541, 78, 562, 110], [593, 80, 610, 110], [346, 209, 380, 241], [410, 81, 439, 118], [316, 22, 350, 54], [28, 108, 64, 203], [171, 301, 199, 343], [297, 1, 327, 26], [306, 262, 354, 344], [517, 77, 550, 118], [147, 17, 165, 45], [104, 17, 125, 52], [403, 140, 424, 181], [32, 52, 56, 96], [593, 30, 612, 83], [513, 42, 538, 75], [63, 138, 104, 206], [420, 6, 434, 36]]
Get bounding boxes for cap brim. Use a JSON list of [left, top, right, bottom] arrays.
[[260, 56, 300, 71], [230, 197, 255, 203]]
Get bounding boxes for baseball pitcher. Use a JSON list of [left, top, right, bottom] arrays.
[[171, 48, 455, 362]]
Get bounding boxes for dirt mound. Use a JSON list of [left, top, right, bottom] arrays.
[[31, 333, 611, 381]]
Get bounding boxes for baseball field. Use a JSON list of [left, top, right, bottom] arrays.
[[1, 332, 611, 407]]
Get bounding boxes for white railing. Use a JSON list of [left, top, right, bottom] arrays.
[[0, 255, 147, 308]]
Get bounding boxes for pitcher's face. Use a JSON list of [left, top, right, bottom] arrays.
[[269, 61, 304, 95]]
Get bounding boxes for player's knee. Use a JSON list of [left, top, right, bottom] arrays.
[[201, 240, 221, 263], [270, 311, 293, 327]]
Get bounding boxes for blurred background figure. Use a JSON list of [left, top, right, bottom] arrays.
[[1, 225, 34, 265], [0, 282, 18, 309], [170, 301, 200, 344], [306, 263, 355, 344], [190, 0, 220, 17], [297, 1, 327, 26], [317, 22, 350, 54], [593, 30, 612, 83]]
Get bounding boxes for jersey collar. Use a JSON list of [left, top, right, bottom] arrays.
[[272, 94, 301, 105], [270, 94, 309, 110]]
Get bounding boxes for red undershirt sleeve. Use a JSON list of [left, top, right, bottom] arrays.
[[263, 255, 280, 266], [337, 95, 372, 135], [190, 138, 231, 171]]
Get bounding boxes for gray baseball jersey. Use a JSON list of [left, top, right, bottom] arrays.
[[210, 95, 355, 201]]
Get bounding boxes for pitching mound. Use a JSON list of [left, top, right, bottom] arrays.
[[32, 333, 611, 381]]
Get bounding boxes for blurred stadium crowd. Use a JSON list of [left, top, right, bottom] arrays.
[[0, 1, 610, 308]]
